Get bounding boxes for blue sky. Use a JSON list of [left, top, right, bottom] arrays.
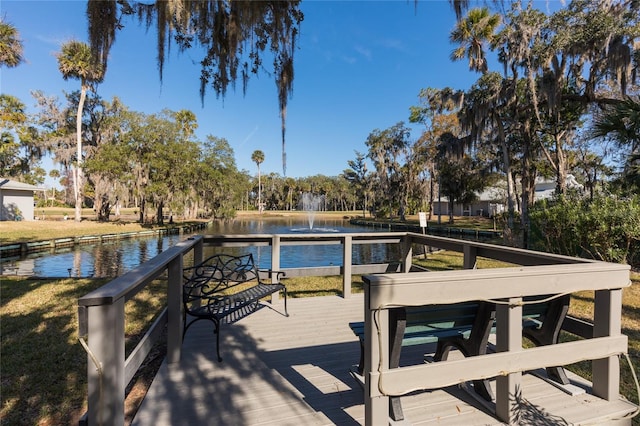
[[2, 1, 529, 184]]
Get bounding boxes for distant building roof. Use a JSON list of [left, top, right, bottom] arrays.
[[0, 178, 46, 192], [475, 186, 506, 202], [533, 174, 584, 201], [436, 174, 584, 204]]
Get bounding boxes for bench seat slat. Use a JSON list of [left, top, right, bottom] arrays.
[[204, 283, 285, 318]]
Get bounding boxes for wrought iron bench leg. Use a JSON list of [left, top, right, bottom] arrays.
[[213, 318, 222, 362], [283, 287, 289, 317], [356, 340, 364, 376]]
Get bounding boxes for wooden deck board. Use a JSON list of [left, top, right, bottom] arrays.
[[132, 294, 636, 426]]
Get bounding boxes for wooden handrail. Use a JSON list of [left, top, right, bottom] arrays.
[[78, 236, 204, 426], [78, 231, 632, 426], [362, 255, 631, 425]]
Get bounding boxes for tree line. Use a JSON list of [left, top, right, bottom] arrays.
[[2, 90, 370, 221]]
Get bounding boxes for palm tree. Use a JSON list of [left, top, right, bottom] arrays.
[[592, 96, 640, 192], [449, 7, 501, 74], [592, 96, 640, 156], [56, 40, 104, 221], [0, 18, 24, 68], [409, 87, 465, 224], [251, 150, 265, 213]]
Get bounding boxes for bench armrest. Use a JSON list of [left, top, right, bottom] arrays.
[[258, 269, 286, 281]]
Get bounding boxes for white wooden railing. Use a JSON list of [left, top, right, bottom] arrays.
[[201, 232, 415, 297], [77, 232, 409, 425], [77, 236, 204, 426], [77, 232, 632, 425], [361, 242, 631, 425]]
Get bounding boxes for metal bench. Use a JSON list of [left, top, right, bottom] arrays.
[[183, 253, 288, 362], [349, 295, 571, 421]]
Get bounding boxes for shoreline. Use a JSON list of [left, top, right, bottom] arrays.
[[234, 210, 361, 218], [0, 222, 208, 257]]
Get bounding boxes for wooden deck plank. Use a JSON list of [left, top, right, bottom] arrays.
[[132, 294, 636, 426]]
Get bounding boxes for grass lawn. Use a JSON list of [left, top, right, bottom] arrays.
[[355, 214, 500, 231], [0, 276, 169, 425], [2, 241, 638, 424], [0, 218, 206, 244]]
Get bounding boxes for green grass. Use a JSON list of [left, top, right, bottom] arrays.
[[0, 219, 206, 244], [412, 250, 515, 270], [287, 275, 364, 297], [0, 276, 167, 425], [564, 278, 640, 413]]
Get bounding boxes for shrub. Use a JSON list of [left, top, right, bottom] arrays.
[[529, 193, 640, 267]]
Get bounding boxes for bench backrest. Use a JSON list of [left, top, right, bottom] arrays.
[[403, 296, 558, 331], [404, 302, 481, 330], [183, 253, 259, 301]]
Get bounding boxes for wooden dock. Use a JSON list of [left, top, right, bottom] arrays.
[[132, 294, 637, 425]]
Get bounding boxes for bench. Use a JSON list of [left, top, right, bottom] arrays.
[[349, 295, 570, 421], [183, 253, 288, 362]]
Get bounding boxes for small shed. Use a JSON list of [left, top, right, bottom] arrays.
[[0, 179, 45, 221]]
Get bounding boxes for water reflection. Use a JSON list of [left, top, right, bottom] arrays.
[[207, 217, 354, 234], [1, 218, 394, 278], [1, 234, 184, 278], [204, 218, 396, 269]]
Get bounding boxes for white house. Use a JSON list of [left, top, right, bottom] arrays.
[[0, 179, 45, 221], [432, 175, 584, 217], [432, 186, 507, 218], [534, 174, 584, 201]]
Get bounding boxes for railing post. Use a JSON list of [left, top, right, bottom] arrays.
[[495, 297, 522, 424], [592, 288, 622, 400], [86, 299, 125, 426], [400, 234, 412, 273], [463, 244, 477, 269], [193, 236, 204, 266], [342, 235, 352, 298], [364, 279, 388, 425], [167, 255, 183, 365], [271, 235, 281, 303]]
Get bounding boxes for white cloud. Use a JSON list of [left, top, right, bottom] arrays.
[[239, 125, 260, 148], [354, 45, 372, 61], [341, 55, 357, 64]]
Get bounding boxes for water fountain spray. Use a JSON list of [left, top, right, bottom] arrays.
[[301, 193, 323, 230]]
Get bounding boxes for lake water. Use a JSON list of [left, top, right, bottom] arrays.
[[1, 218, 396, 278]]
